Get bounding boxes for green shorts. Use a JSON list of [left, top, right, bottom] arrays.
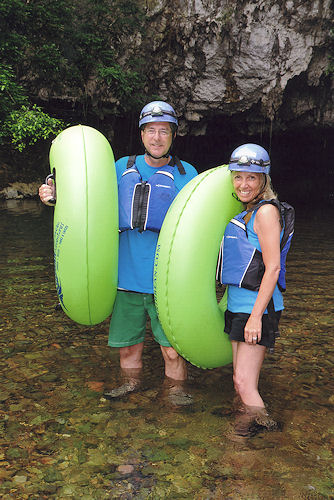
[[108, 290, 172, 348]]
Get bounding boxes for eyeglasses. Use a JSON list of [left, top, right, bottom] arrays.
[[143, 127, 171, 137]]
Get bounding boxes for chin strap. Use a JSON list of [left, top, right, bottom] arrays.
[[145, 149, 170, 160]]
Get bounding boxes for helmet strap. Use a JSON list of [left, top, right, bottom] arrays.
[[145, 149, 171, 160]]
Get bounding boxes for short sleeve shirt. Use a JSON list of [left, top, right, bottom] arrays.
[[116, 155, 198, 293]]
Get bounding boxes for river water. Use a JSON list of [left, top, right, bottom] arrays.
[[0, 200, 333, 499]]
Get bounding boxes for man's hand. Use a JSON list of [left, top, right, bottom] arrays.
[[39, 178, 56, 206]]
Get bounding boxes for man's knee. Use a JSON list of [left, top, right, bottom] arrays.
[[119, 343, 144, 363], [160, 346, 180, 362]]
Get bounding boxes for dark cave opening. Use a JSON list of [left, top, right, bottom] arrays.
[[1, 105, 333, 211], [176, 127, 334, 208], [112, 113, 334, 209]]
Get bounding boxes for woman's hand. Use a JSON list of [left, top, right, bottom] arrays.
[[244, 314, 262, 344]]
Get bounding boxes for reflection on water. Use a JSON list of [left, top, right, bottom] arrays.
[[0, 200, 333, 498]]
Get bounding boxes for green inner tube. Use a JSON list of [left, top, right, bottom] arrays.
[[154, 165, 242, 368], [50, 125, 119, 325]]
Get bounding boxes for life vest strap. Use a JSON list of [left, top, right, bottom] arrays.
[[126, 155, 185, 175], [132, 181, 150, 232]]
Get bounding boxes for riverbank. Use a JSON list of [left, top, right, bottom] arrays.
[[0, 182, 41, 200]]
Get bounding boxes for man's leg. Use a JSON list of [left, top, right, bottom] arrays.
[[119, 342, 144, 370], [160, 346, 187, 380], [105, 292, 146, 399], [159, 347, 193, 406], [104, 343, 144, 399], [146, 294, 187, 381]]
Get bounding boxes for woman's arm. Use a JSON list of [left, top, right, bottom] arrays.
[[244, 203, 281, 343]]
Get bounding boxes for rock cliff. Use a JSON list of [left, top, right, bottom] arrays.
[[2, 0, 334, 204], [140, 0, 334, 136]]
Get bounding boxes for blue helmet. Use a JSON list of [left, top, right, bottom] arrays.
[[139, 101, 178, 129], [228, 144, 270, 174]]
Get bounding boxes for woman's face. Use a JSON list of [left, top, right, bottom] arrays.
[[232, 171, 264, 204]]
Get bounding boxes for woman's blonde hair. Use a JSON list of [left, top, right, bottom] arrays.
[[261, 174, 277, 200], [231, 172, 277, 204]]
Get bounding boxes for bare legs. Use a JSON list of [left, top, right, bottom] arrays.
[[104, 343, 144, 399], [119, 343, 144, 370], [160, 346, 187, 381], [231, 340, 266, 407], [104, 343, 187, 400], [230, 341, 278, 438], [118, 342, 187, 381]]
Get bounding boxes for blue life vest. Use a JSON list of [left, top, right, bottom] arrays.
[[217, 199, 294, 292], [118, 155, 185, 233]]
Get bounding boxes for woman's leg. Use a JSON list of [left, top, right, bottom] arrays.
[[232, 342, 266, 407]]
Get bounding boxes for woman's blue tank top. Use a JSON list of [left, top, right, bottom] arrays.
[[227, 208, 284, 314]]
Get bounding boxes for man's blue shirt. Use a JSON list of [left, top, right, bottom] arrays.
[[116, 154, 197, 293]]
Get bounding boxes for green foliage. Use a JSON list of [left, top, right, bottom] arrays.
[[0, 62, 66, 151], [0, 0, 148, 152], [0, 64, 27, 115], [97, 62, 145, 110], [0, 0, 28, 65], [1, 104, 66, 152]]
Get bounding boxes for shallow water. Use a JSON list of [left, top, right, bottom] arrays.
[[0, 200, 333, 499]]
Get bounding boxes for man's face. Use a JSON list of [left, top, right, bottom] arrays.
[[141, 122, 173, 158]]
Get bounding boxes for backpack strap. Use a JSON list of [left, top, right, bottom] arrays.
[[245, 199, 280, 218], [278, 201, 295, 250], [267, 297, 279, 353], [245, 199, 285, 242]]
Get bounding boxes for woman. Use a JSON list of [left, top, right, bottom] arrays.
[[220, 143, 288, 423]]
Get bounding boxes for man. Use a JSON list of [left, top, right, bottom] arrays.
[[39, 101, 197, 400]]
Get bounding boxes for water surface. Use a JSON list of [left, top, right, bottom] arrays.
[[0, 200, 333, 499]]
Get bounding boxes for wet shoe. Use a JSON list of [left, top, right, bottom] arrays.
[[168, 388, 193, 407], [161, 377, 193, 407], [254, 411, 280, 431], [103, 380, 141, 400], [232, 405, 280, 439]]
